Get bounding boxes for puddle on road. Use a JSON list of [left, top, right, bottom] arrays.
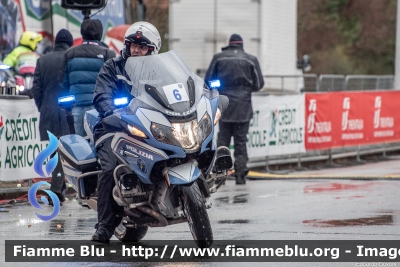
[[303, 215, 393, 227], [334, 195, 365, 200], [218, 219, 249, 224], [303, 182, 375, 194], [215, 194, 248, 204], [16, 217, 43, 227], [49, 219, 65, 233]]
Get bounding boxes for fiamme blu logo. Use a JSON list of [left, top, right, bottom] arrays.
[[28, 131, 60, 221]]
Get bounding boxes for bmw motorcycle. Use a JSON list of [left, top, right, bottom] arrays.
[[57, 50, 232, 248]]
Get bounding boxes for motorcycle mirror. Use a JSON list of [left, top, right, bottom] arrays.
[[218, 95, 229, 112], [58, 95, 76, 110]]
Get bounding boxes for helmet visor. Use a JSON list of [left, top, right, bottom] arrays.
[[125, 31, 155, 53]]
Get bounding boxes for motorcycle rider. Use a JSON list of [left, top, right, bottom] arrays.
[[3, 31, 43, 69], [91, 21, 162, 244], [3, 31, 42, 97]]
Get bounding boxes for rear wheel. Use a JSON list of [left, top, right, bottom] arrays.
[[114, 218, 148, 242], [182, 182, 213, 248]]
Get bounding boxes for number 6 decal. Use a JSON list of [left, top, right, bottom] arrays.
[[173, 89, 182, 101], [163, 83, 189, 104]]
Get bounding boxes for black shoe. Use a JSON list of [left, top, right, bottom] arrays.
[[91, 232, 110, 244], [91, 231, 110, 244], [91, 227, 112, 244], [47, 197, 63, 206], [236, 176, 246, 185]]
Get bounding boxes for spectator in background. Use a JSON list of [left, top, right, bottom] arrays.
[[3, 31, 43, 69], [204, 34, 264, 185], [31, 29, 74, 203], [60, 19, 116, 136]]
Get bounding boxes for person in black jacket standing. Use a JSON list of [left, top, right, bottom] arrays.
[[31, 29, 74, 202], [60, 19, 116, 137], [205, 34, 264, 185], [91, 21, 162, 244]]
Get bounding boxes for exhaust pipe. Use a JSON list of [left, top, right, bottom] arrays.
[[137, 206, 168, 227]]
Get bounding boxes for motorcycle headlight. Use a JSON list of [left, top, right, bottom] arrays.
[[150, 123, 181, 147], [172, 120, 200, 151], [151, 113, 212, 152], [214, 108, 221, 125], [198, 113, 212, 141]]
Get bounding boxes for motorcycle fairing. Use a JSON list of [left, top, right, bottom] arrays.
[[165, 161, 201, 185], [59, 135, 97, 166], [120, 109, 186, 158], [58, 134, 97, 193], [84, 109, 99, 142], [197, 96, 219, 153], [111, 132, 169, 184]]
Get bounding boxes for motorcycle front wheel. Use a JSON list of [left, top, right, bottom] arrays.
[[114, 218, 148, 242], [182, 182, 213, 248]]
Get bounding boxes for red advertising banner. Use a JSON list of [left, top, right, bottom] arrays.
[[305, 91, 400, 150], [305, 93, 334, 150]]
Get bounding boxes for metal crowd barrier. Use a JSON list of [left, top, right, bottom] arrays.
[[262, 74, 396, 93]]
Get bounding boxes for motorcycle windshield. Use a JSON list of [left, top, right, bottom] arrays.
[[124, 50, 209, 116]]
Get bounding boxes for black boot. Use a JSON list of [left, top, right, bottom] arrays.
[[91, 226, 113, 244], [236, 176, 246, 185]]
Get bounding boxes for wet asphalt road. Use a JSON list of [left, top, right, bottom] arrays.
[[2, 160, 400, 266]]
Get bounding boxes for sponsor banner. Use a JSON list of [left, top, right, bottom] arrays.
[[264, 94, 306, 156], [247, 94, 270, 158], [332, 92, 368, 147], [217, 94, 306, 159], [305, 93, 335, 150], [362, 91, 400, 143], [305, 91, 400, 150], [0, 99, 48, 181]]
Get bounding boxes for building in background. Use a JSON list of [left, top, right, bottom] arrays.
[[169, 0, 303, 92], [0, 0, 125, 58]]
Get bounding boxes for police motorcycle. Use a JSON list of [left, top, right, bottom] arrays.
[[57, 50, 232, 248]]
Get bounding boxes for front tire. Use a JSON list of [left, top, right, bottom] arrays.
[[114, 218, 148, 242], [182, 182, 213, 248]]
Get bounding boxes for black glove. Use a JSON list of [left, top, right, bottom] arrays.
[[104, 110, 113, 118]]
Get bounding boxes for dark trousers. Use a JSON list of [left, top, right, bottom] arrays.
[[217, 121, 250, 178], [50, 151, 66, 195], [95, 137, 122, 237]]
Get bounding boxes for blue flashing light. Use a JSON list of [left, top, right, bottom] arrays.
[[58, 95, 76, 104], [209, 80, 221, 89], [114, 97, 128, 107], [0, 64, 11, 70]]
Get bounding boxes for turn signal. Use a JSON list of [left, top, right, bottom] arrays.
[[127, 125, 147, 138], [214, 108, 221, 125]]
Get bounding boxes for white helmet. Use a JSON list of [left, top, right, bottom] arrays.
[[124, 21, 161, 56]]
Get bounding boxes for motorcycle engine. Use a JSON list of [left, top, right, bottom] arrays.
[[113, 173, 149, 206]]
